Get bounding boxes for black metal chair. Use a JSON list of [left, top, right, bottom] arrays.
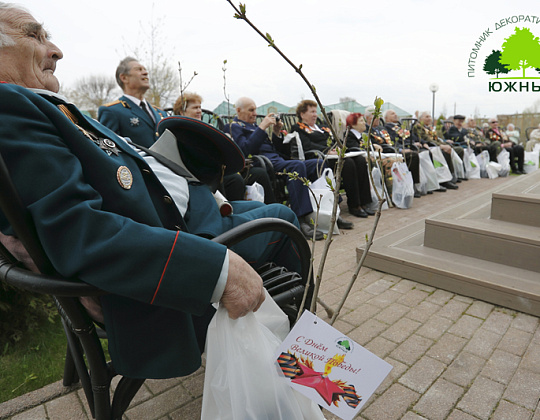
[[525, 126, 537, 141], [0, 151, 312, 419]]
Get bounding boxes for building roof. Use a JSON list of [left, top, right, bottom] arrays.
[[256, 101, 294, 114], [213, 101, 236, 116], [323, 100, 365, 113]]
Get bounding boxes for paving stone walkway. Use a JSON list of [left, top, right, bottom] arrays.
[[1, 174, 539, 420]]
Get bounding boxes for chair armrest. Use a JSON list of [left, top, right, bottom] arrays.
[[305, 150, 325, 160], [0, 254, 104, 297], [212, 217, 310, 283]]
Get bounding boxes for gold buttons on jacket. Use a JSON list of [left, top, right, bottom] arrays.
[[163, 195, 173, 205]]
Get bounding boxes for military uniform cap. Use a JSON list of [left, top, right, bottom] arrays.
[[453, 114, 466, 120], [158, 116, 245, 185]]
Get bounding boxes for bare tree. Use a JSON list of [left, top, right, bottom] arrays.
[[523, 98, 540, 114], [67, 75, 119, 112], [123, 8, 179, 108]]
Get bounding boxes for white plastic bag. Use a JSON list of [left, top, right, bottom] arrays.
[[418, 151, 440, 191], [463, 148, 481, 179], [201, 291, 325, 420], [391, 161, 414, 209], [476, 150, 490, 178], [365, 166, 388, 212], [429, 147, 453, 183], [450, 149, 465, 180], [496, 149, 510, 177], [486, 161, 501, 179], [524, 150, 539, 174], [283, 132, 305, 161], [245, 181, 265, 202], [308, 168, 340, 234]]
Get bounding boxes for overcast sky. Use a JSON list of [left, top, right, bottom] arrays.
[[22, 0, 540, 119]]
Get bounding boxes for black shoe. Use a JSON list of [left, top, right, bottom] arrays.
[[513, 169, 524, 175], [363, 207, 375, 216], [455, 178, 462, 183], [435, 186, 447, 192], [441, 181, 459, 190], [337, 216, 354, 230], [300, 221, 324, 240], [414, 191, 421, 198], [427, 190, 434, 194], [349, 207, 368, 218], [459, 177, 468, 181]]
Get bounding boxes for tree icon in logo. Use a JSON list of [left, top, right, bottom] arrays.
[[483, 50, 510, 78], [486, 27, 540, 78]]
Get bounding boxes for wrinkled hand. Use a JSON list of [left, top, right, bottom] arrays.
[[220, 251, 265, 319], [373, 144, 383, 153], [259, 114, 277, 130]]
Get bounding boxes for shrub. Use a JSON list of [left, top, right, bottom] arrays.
[[0, 283, 58, 350]]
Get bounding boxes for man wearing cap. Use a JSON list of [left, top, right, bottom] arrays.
[[0, 3, 301, 379], [98, 56, 167, 148], [445, 115, 469, 146]]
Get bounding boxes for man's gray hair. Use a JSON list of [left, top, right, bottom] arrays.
[[382, 109, 397, 121], [364, 106, 375, 120], [0, 3, 26, 48], [115, 56, 138, 90], [418, 111, 431, 120], [235, 97, 254, 110]]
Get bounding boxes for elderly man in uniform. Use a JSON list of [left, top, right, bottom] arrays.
[[0, 3, 302, 380], [98, 56, 167, 147]]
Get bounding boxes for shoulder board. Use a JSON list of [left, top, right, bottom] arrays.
[[102, 100, 121, 107]]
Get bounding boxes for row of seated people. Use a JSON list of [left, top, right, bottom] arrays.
[[443, 115, 525, 174], [172, 94, 355, 241], [172, 94, 490, 231], [99, 56, 521, 243]]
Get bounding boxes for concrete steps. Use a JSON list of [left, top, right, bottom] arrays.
[[359, 170, 540, 316], [424, 218, 540, 272]]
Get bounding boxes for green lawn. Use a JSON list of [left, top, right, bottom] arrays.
[[0, 317, 67, 403]]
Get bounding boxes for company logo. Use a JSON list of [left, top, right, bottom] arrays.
[[466, 15, 540, 92], [335, 337, 353, 353]]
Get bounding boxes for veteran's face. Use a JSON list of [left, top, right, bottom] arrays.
[[353, 116, 366, 132], [386, 110, 398, 123], [184, 101, 202, 120], [421, 114, 432, 126], [122, 61, 150, 91], [0, 9, 63, 92], [237, 100, 257, 124], [300, 105, 318, 126]]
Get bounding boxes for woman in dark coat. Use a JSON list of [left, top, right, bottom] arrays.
[[290, 100, 373, 218]]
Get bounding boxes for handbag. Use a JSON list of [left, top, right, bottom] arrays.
[[201, 290, 325, 420]]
